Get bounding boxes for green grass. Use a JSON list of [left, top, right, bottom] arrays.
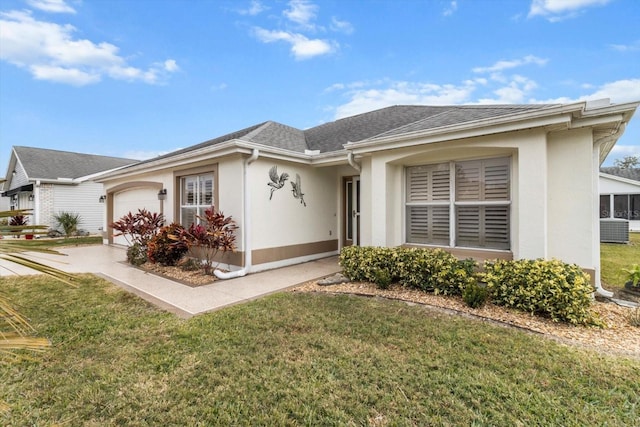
[[2, 275, 638, 426], [601, 232, 640, 288]]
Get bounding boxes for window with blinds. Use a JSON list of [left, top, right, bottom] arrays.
[[406, 157, 510, 250], [406, 164, 450, 245], [180, 173, 214, 227]]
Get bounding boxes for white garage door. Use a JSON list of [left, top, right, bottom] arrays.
[[113, 187, 161, 246]]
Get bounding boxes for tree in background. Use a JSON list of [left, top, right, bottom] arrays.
[[613, 155, 639, 169]]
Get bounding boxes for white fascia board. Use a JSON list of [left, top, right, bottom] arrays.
[[95, 140, 309, 182], [345, 113, 572, 154], [599, 172, 640, 186], [570, 114, 624, 129]]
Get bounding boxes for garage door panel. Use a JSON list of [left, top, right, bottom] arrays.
[[113, 188, 161, 246]]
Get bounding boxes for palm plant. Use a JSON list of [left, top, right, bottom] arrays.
[[53, 211, 82, 237], [0, 208, 75, 411]]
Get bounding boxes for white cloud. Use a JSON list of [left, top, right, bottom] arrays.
[[472, 55, 548, 73], [333, 80, 476, 119], [582, 79, 640, 104], [237, 0, 267, 16], [530, 79, 640, 104], [0, 10, 178, 86], [330, 17, 354, 34], [163, 59, 179, 72], [528, 0, 612, 21], [443, 1, 458, 17], [609, 41, 640, 52], [26, 0, 76, 14], [253, 27, 334, 60], [284, 0, 318, 29], [477, 75, 539, 104], [611, 145, 640, 156]]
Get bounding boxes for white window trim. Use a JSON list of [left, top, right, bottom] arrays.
[[405, 157, 512, 251]]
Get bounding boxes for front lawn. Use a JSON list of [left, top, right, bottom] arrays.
[[601, 232, 640, 289], [2, 275, 638, 425]]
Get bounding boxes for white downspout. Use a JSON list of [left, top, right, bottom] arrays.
[[214, 148, 259, 279], [347, 151, 361, 172]]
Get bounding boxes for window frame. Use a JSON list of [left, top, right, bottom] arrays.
[[405, 157, 511, 251], [174, 164, 218, 228]]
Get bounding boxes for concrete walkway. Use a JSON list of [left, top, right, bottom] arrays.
[[0, 245, 341, 318]]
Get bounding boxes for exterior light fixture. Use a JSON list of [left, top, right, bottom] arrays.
[[157, 189, 167, 200], [28, 194, 34, 201], [99, 195, 106, 203]]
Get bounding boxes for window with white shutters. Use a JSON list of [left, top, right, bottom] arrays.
[[405, 157, 510, 250], [405, 164, 450, 245], [180, 173, 214, 228]]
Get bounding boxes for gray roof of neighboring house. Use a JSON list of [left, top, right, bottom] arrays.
[[14, 146, 138, 180], [600, 167, 640, 182]]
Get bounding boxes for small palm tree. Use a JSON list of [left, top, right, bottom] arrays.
[[1, 209, 75, 412], [53, 211, 82, 237]]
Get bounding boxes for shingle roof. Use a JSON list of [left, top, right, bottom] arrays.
[[304, 105, 450, 153], [128, 122, 268, 167], [600, 167, 640, 182], [371, 105, 553, 139], [111, 104, 566, 167], [14, 146, 138, 180], [245, 121, 308, 152]]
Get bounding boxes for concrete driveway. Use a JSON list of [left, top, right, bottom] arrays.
[[0, 245, 341, 318]]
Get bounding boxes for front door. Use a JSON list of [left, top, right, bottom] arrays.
[[344, 176, 360, 246]]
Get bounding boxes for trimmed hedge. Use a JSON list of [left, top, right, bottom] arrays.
[[340, 246, 599, 325], [339, 246, 477, 296], [483, 259, 598, 325]]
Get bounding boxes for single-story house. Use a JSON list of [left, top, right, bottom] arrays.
[[599, 167, 640, 232], [97, 99, 639, 293], [1, 146, 137, 234]]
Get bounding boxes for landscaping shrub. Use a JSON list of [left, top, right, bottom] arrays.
[[483, 259, 597, 325], [127, 243, 147, 266], [339, 246, 477, 296], [111, 209, 164, 265], [111, 209, 165, 248], [53, 211, 81, 237], [177, 206, 238, 274], [463, 282, 488, 308], [147, 223, 188, 266]]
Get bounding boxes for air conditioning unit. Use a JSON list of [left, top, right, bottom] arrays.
[[600, 219, 629, 243]]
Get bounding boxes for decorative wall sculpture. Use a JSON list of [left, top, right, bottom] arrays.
[[291, 174, 306, 207], [267, 166, 307, 207], [267, 165, 289, 200]]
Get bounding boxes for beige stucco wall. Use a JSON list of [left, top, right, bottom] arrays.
[[248, 159, 337, 251], [546, 128, 595, 269], [357, 127, 598, 274]]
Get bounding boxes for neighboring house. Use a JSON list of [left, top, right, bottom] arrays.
[[97, 99, 639, 292], [1, 146, 137, 234], [0, 179, 9, 212], [599, 167, 640, 232]]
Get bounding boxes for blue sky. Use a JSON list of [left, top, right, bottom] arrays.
[[1, 0, 639, 174]]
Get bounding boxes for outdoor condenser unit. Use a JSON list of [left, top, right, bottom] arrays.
[[600, 219, 629, 243]]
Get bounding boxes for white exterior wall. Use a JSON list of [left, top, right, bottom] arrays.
[[546, 128, 595, 268], [358, 128, 596, 272], [53, 182, 107, 234], [249, 159, 337, 251]]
